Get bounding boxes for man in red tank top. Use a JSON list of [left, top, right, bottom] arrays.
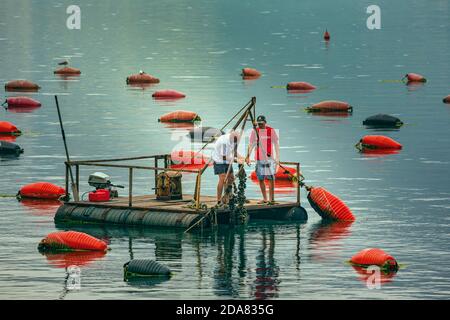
[[246, 115, 280, 204]]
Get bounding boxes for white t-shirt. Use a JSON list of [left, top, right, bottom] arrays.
[[212, 133, 234, 164]]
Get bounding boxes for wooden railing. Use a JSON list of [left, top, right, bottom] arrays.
[[65, 155, 301, 210]]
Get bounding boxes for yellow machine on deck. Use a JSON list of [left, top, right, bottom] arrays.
[[156, 171, 182, 200]]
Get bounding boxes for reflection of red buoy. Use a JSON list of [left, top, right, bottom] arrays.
[[306, 100, 352, 113], [43, 250, 107, 268], [351, 265, 397, 285], [39, 231, 108, 252], [307, 187, 355, 221], [404, 73, 426, 83], [152, 90, 186, 99], [250, 166, 297, 180], [242, 68, 261, 78], [19, 198, 62, 216], [360, 148, 400, 157], [4, 96, 41, 108], [126, 73, 160, 84], [158, 110, 200, 123], [54, 67, 81, 75], [358, 135, 402, 150], [310, 221, 353, 244], [443, 95, 450, 103], [5, 80, 40, 91], [18, 182, 65, 200], [0, 121, 21, 135], [350, 248, 398, 270], [324, 30, 330, 41], [287, 82, 316, 91], [170, 150, 209, 167], [0, 135, 17, 142]]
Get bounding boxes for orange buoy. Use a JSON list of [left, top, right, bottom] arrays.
[[170, 150, 208, 167], [250, 166, 297, 180], [287, 81, 316, 91], [0, 121, 21, 135], [324, 29, 330, 41], [404, 73, 426, 83], [5, 80, 40, 91], [18, 182, 65, 200], [443, 95, 450, 103], [242, 68, 261, 78], [3, 96, 41, 108], [38, 231, 108, 252], [152, 90, 186, 99], [126, 73, 160, 84], [54, 66, 81, 75], [306, 100, 352, 113], [307, 186, 355, 221], [358, 135, 402, 150], [158, 110, 201, 123], [350, 248, 398, 270]]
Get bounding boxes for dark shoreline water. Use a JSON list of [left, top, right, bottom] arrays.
[[0, 0, 449, 299]]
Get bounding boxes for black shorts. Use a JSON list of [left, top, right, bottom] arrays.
[[214, 163, 230, 175]]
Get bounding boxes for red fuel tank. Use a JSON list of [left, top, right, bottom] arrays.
[[88, 189, 110, 202]]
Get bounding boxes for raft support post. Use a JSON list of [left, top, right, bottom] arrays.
[[154, 158, 158, 195], [129, 167, 133, 207], [195, 172, 202, 210], [65, 162, 69, 201], [296, 162, 301, 205], [75, 164, 80, 197]]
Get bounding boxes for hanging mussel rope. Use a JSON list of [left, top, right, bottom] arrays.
[[225, 165, 248, 225]]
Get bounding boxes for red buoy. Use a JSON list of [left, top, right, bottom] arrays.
[[0, 121, 21, 135], [170, 150, 208, 167], [287, 82, 316, 91], [152, 90, 186, 99], [54, 67, 81, 75], [126, 73, 160, 84], [307, 187, 355, 221], [350, 248, 398, 270], [242, 68, 261, 79], [250, 166, 297, 180], [324, 30, 330, 41], [443, 95, 450, 103], [18, 182, 65, 200], [4, 96, 41, 108], [358, 135, 402, 150], [158, 110, 201, 123], [404, 73, 426, 83], [306, 100, 352, 113], [38, 231, 108, 252], [5, 80, 40, 91]]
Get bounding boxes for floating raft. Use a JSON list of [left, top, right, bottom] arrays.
[[55, 194, 306, 228]]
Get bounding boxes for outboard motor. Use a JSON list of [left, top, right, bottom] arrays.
[[88, 172, 124, 201]]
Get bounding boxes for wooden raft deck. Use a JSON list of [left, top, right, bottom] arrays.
[[55, 194, 307, 228], [71, 194, 298, 213]]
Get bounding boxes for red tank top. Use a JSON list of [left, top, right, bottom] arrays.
[[255, 126, 273, 161]]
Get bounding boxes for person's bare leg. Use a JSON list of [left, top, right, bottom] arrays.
[[259, 180, 268, 202], [268, 179, 275, 202], [217, 174, 225, 202]]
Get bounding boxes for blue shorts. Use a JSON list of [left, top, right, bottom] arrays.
[[255, 160, 276, 181], [214, 162, 231, 175]]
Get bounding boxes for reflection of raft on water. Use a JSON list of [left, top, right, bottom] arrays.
[[55, 97, 307, 229]]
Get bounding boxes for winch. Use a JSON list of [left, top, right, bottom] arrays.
[[88, 172, 124, 201]]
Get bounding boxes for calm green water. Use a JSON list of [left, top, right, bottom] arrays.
[[0, 0, 449, 299]]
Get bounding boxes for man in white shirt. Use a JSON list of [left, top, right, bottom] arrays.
[[212, 130, 244, 205]]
